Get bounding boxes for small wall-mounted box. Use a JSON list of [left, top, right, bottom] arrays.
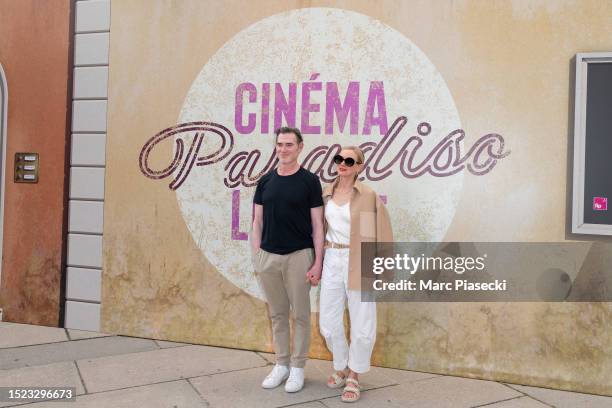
[[14, 153, 39, 183]]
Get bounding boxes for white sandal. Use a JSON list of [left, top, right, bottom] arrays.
[[327, 371, 347, 389], [341, 378, 361, 403], [340, 378, 361, 402]]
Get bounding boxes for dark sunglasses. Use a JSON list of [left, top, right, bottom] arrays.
[[333, 154, 361, 167]]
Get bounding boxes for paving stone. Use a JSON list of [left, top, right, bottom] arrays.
[[289, 402, 327, 408], [155, 339, 189, 348], [256, 351, 276, 364], [0, 361, 85, 407], [320, 375, 521, 408], [0, 336, 157, 369], [479, 396, 550, 407], [0, 322, 67, 348], [77, 344, 267, 393], [506, 383, 612, 408], [67, 329, 114, 340], [188, 359, 397, 408], [20, 380, 206, 408], [189, 365, 338, 408]]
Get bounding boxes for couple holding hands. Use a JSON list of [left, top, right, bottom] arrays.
[[251, 127, 392, 403]]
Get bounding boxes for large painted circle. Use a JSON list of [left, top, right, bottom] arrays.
[[177, 8, 463, 303]]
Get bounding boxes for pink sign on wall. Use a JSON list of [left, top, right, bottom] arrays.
[[593, 197, 608, 211]]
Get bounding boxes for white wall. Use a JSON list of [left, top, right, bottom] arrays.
[[64, 0, 111, 332]]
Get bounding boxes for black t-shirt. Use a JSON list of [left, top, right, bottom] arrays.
[[253, 167, 324, 255]]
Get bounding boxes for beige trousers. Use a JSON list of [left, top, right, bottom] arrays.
[[254, 248, 314, 368]]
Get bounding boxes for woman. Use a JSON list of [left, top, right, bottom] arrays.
[[319, 146, 393, 403]]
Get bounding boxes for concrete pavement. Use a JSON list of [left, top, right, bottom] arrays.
[[0, 322, 610, 407]]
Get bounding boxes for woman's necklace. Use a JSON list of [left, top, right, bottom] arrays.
[[336, 181, 354, 192], [334, 185, 353, 200]]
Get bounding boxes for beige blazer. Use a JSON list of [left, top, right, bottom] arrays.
[[322, 179, 394, 290]]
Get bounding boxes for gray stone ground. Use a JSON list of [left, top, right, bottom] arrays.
[[0, 322, 610, 407]]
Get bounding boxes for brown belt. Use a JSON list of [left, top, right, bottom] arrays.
[[324, 240, 350, 249]]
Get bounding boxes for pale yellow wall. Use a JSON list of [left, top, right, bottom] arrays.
[[103, 0, 612, 395]]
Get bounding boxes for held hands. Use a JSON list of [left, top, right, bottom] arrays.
[[306, 263, 322, 286]]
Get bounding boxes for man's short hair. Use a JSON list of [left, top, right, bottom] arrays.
[[275, 127, 303, 144]]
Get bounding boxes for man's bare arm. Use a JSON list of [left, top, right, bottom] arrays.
[[252, 204, 264, 252], [306, 206, 324, 285]]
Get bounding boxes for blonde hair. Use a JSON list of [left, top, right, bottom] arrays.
[[341, 145, 365, 164]]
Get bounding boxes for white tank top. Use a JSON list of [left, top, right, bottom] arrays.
[[325, 200, 351, 245]]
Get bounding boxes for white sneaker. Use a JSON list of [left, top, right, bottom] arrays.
[[284, 367, 305, 392], [261, 364, 289, 389]]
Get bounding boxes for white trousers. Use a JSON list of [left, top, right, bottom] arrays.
[[319, 248, 377, 373]]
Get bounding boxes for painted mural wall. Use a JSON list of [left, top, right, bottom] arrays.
[[0, 0, 72, 325], [102, 0, 612, 395]]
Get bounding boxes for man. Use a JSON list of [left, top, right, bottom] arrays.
[[252, 127, 324, 392]]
